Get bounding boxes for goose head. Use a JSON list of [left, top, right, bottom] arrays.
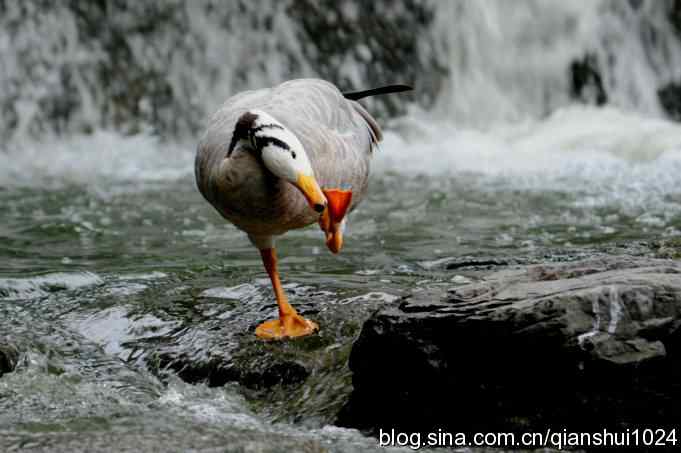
[[246, 110, 327, 213]]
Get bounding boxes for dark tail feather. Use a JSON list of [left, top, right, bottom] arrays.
[[343, 84, 413, 101]]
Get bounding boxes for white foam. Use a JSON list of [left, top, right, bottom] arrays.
[[451, 275, 473, 285], [0, 271, 103, 300], [377, 106, 681, 177], [0, 105, 679, 221], [577, 294, 602, 348], [105, 283, 148, 297], [375, 106, 681, 220], [607, 286, 623, 335], [75, 306, 131, 356], [0, 130, 193, 188], [117, 271, 168, 281], [339, 292, 399, 305], [74, 306, 177, 358], [159, 379, 262, 428], [199, 283, 259, 300]]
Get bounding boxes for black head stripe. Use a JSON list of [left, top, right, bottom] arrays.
[[252, 123, 284, 134], [227, 111, 259, 157], [252, 135, 290, 151]]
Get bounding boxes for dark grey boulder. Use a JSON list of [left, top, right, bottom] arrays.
[[659, 82, 681, 122], [570, 53, 607, 106], [339, 257, 681, 435], [670, 0, 681, 37], [0, 343, 18, 377]]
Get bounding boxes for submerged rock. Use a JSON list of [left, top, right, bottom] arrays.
[[569, 53, 607, 106], [658, 81, 681, 122], [340, 256, 681, 434], [0, 343, 18, 377], [670, 0, 681, 37], [444, 256, 523, 271], [138, 289, 395, 425], [652, 237, 681, 259]]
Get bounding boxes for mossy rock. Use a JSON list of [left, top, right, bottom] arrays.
[[651, 238, 681, 260]]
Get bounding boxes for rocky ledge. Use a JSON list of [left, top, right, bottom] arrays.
[[338, 256, 681, 434], [134, 289, 396, 425]]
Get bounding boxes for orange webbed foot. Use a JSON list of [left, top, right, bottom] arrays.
[[255, 313, 319, 340]]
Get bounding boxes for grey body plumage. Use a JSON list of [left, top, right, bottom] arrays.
[[195, 78, 381, 242]]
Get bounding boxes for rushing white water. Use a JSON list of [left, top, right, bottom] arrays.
[[2, 0, 681, 142], [379, 105, 681, 174], [3, 104, 680, 222], [0, 1, 679, 193], [0, 131, 194, 188], [431, 0, 681, 127], [0, 271, 103, 300]]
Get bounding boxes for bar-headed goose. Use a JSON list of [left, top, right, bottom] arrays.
[[195, 78, 411, 339]]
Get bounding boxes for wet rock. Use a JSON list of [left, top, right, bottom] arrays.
[[0, 343, 18, 377], [658, 82, 681, 122], [444, 256, 521, 271], [569, 53, 607, 106], [154, 333, 314, 390], [651, 237, 681, 259], [288, 0, 444, 119], [669, 0, 681, 37], [138, 290, 393, 425], [340, 256, 681, 434], [0, 429, 328, 453], [148, 330, 348, 426]]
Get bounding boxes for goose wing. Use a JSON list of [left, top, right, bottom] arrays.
[[264, 79, 380, 206]]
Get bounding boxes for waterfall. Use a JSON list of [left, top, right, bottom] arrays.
[[430, 0, 681, 127], [1, 0, 680, 145]]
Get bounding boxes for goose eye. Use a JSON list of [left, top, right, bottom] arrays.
[[291, 151, 297, 159]]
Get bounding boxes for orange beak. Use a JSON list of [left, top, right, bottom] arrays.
[[326, 222, 343, 254], [319, 188, 353, 254], [294, 174, 327, 213]]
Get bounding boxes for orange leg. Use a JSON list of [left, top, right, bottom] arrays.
[[255, 248, 318, 339]]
